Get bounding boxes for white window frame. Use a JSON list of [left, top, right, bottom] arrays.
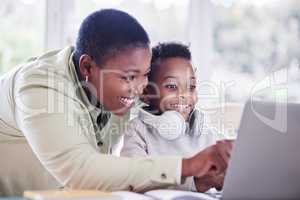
[[187, 0, 214, 81], [45, 0, 75, 50]]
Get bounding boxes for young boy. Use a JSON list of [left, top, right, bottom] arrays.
[[121, 42, 221, 191]]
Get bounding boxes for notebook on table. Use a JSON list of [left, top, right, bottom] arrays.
[[23, 189, 216, 200]]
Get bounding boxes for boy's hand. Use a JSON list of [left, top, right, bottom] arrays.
[[215, 140, 234, 165], [194, 172, 225, 192], [181, 140, 234, 180], [182, 144, 226, 178]]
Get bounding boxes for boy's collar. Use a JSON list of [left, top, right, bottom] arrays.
[[139, 106, 204, 137]]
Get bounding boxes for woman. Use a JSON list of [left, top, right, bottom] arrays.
[[0, 9, 232, 196]]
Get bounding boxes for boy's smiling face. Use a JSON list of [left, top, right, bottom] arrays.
[[147, 57, 198, 120]]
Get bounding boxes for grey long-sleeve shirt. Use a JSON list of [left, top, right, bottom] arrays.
[[121, 108, 219, 191]]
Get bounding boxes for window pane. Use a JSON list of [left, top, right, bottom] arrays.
[[0, 0, 45, 74], [212, 0, 300, 102]]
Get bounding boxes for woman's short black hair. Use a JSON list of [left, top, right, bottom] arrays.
[[149, 42, 191, 81], [74, 9, 150, 66]]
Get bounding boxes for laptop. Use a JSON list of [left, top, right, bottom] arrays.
[[220, 100, 300, 199], [138, 100, 300, 200]]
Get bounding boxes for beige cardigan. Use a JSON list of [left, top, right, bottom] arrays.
[[0, 47, 182, 196]]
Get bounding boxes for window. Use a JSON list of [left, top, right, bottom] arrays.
[[2, 0, 299, 103], [0, 0, 45, 74]]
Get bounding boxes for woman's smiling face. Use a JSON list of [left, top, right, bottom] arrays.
[[88, 47, 151, 116], [148, 57, 198, 120]]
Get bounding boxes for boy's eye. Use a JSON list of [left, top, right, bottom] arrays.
[[189, 85, 196, 91], [128, 75, 136, 81], [165, 84, 177, 89]]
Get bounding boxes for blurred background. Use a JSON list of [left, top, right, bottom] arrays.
[[1, 0, 300, 136]]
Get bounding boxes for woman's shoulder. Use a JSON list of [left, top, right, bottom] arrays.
[[13, 47, 79, 99], [14, 47, 74, 85]]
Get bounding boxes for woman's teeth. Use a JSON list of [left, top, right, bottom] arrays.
[[171, 104, 191, 109], [119, 97, 135, 107]]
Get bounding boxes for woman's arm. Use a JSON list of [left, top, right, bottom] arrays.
[[13, 71, 182, 192]]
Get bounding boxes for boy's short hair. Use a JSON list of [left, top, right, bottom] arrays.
[[149, 42, 191, 81], [74, 9, 150, 67]]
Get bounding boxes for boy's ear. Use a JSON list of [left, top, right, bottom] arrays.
[[140, 86, 151, 105], [141, 83, 161, 105]]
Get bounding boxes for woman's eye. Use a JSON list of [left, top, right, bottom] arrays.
[[121, 75, 136, 81], [121, 76, 128, 81], [144, 72, 150, 77]]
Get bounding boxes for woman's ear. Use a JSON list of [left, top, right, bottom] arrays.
[[79, 54, 93, 78]]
